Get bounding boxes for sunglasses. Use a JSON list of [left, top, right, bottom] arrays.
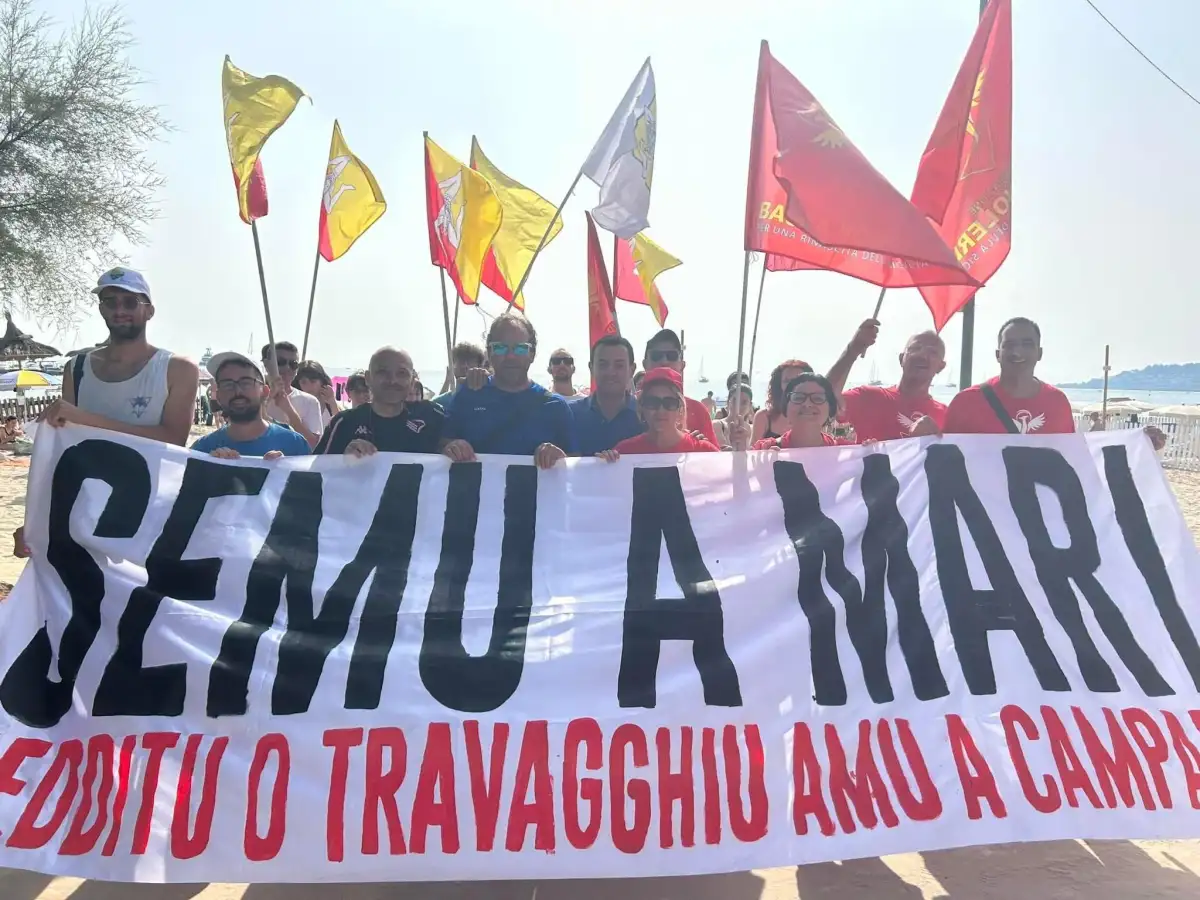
[[490, 342, 532, 357], [788, 390, 828, 406], [549, 356, 573, 366], [273, 357, 299, 369], [99, 295, 148, 312], [640, 395, 682, 411], [648, 349, 681, 363], [217, 377, 264, 394]]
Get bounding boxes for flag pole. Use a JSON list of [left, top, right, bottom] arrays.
[[861, 284, 887, 358], [250, 221, 280, 384], [508, 169, 585, 305], [959, 0, 991, 390], [732, 250, 753, 421], [300, 250, 321, 360], [438, 268, 454, 367], [609, 233, 622, 335], [451, 297, 460, 347], [746, 258, 768, 381]]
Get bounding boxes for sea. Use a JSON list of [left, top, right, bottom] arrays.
[[7, 364, 1196, 413]]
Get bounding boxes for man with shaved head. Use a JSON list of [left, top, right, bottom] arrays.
[[315, 347, 444, 456]]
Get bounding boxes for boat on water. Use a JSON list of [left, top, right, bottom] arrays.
[[199, 347, 214, 369], [868, 361, 883, 386], [698, 356, 709, 384]]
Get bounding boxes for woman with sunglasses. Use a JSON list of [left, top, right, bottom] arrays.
[[751, 373, 854, 450], [598, 368, 718, 459]]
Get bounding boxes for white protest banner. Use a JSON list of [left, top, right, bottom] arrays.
[[0, 425, 1197, 884]]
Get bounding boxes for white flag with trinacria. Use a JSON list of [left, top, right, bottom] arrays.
[[581, 58, 657, 239]]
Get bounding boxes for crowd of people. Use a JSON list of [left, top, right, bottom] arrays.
[[10, 264, 1170, 557]]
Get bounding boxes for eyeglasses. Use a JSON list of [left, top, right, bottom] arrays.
[[648, 349, 681, 363], [274, 357, 299, 369], [490, 342, 532, 357], [217, 377, 264, 393], [549, 356, 573, 366], [98, 295, 148, 312], [788, 390, 828, 406], [640, 395, 682, 411]]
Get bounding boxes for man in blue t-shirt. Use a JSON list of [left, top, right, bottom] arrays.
[[192, 352, 310, 459], [570, 334, 643, 455], [442, 314, 574, 469]]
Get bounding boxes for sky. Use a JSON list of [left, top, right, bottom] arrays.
[[32, 0, 1200, 386]]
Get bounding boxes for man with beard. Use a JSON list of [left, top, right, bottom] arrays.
[[442, 313, 574, 469], [316, 347, 444, 457], [827, 318, 949, 441], [45, 267, 199, 443], [570, 334, 642, 455], [548, 347, 583, 398], [16, 266, 199, 558], [191, 353, 310, 458]]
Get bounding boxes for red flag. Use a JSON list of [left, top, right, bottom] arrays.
[[234, 158, 269, 224], [912, 0, 1012, 331], [745, 41, 978, 290], [587, 213, 618, 350]]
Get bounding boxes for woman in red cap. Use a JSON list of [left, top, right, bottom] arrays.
[[598, 367, 719, 458], [751, 373, 854, 450]]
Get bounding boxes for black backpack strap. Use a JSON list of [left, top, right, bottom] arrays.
[[71, 353, 87, 401], [979, 384, 1020, 434]]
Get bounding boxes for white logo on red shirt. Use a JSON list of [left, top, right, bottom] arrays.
[[896, 411, 916, 430], [1013, 411, 1046, 434]]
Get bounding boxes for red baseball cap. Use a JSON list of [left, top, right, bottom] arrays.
[[640, 366, 684, 393]]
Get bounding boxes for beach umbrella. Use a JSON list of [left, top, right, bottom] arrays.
[[1080, 400, 1156, 415], [0, 370, 54, 390], [1149, 405, 1200, 418]]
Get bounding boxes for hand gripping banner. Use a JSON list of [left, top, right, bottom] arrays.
[[0, 426, 1197, 883]]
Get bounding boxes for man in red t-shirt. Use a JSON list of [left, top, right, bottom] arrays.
[[943, 317, 1078, 435], [827, 319, 948, 442], [641, 328, 718, 444]]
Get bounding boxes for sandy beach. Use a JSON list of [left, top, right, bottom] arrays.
[[2, 462, 1200, 898]]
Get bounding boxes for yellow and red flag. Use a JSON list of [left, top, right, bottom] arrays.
[[911, 0, 1012, 331], [425, 135, 503, 304], [614, 231, 678, 326], [317, 121, 386, 262], [222, 56, 304, 223], [470, 137, 562, 312]]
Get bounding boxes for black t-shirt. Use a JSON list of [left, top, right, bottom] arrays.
[[315, 402, 445, 455]]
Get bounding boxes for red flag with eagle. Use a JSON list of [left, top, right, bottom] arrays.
[[587, 213, 618, 349], [912, 0, 1012, 331], [745, 41, 978, 290]]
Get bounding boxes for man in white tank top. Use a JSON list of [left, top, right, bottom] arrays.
[[14, 267, 199, 557]]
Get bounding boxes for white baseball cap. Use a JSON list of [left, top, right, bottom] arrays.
[[206, 351, 265, 382], [92, 267, 151, 300]]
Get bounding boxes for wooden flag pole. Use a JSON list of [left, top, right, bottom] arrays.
[[509, 169, 585, 306], [250, 221, 280, 384], [732, 251, 753, 422], [746, 259, 768, 382], [300, 250, 321, 360]]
